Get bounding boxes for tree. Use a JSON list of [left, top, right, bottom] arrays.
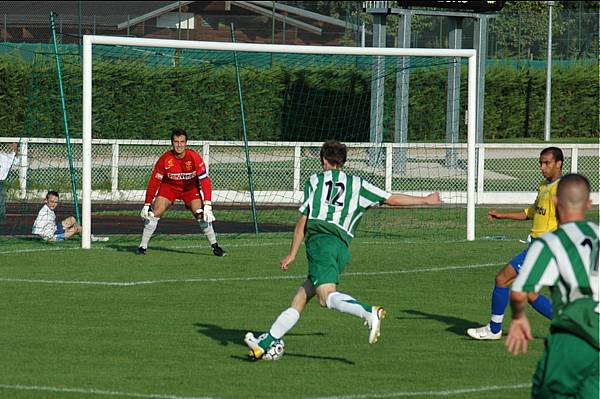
[[490, 1, 566, 60]]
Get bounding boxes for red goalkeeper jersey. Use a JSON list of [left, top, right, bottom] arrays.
[[144, 149, 212, 204]]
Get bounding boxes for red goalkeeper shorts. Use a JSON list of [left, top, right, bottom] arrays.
[[156, 184, 201, 205]]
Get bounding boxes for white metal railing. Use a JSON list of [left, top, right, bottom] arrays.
[[2, 137, 598, 205]]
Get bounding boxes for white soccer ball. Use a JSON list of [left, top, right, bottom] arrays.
[[261, 336, 285, 361]]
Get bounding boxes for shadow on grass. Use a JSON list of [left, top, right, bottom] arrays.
[[194, 322, 326, 347], [230, 353, 355, 364], [400, 309, 550, 340], [398, 309, 482, 336], [281, 352, 355, 364], [195, 323, 354, 364], [106, 244, 206, 256]]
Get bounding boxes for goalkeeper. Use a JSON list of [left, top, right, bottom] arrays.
[[137, 128, 226, 257]]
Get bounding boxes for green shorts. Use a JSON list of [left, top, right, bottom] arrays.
[[305, 233, 350, 287], [532, 332, 599, 399]]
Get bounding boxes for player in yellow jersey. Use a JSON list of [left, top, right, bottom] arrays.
[[467, 147, 563, 340]]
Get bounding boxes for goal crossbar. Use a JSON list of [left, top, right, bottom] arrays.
[[82, 35, 477, 248]]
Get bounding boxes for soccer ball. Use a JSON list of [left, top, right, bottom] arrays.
[[263, 339, 285, 361], [258, 334, 285, 361]]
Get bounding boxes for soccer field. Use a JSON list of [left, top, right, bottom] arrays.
[[0, 225, 558, 399]]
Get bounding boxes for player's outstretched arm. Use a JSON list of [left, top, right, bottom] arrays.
[[488, 209, 528, 222], [384, 192, 441, 207], [280, 215, 307, 271]]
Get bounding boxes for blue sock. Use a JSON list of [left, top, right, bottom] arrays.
[[530, 295, 553, 319], [489, 286, 509, 334]]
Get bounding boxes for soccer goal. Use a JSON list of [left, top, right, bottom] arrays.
[[81, 35, 477, 248]]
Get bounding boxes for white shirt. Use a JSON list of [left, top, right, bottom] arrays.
[[32, 204, 57, 239], [0, 151, 16, 181]]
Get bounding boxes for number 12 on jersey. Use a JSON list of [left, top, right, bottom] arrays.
[[325, 180, 345, 207]]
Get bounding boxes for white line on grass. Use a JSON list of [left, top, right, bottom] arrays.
[[0, 262, 503, 286], [0, 383, 531, 398], [0, 240, 294, 256], [0, 384, 214, 399], [0, 238, 477, 256], [307, 383, 531, 398], [0, 246, 70, 255]]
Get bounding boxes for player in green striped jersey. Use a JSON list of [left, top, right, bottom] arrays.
[[506, 173, 598, 399], [245, 140, 441, 360]]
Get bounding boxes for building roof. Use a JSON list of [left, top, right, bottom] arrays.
[[0, 1, 352, 33], [0, 1, 177, 25], [115, 1, 195, 30], [0, 1, 176, 17]]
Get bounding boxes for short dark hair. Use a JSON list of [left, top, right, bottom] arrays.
[[558, 173, 591, 197], [540, 147, 564, 164], [171, 128, 188, 142], [320, 140, 347, 167], [46, 190, 59, 199]]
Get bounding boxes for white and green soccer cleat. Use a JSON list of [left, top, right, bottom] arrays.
[[244, 332, 265, 360], [466, 324, 502, 340], [367, 306, 386, 344]]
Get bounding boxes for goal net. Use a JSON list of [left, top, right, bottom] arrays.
[[4, 36, 477, 245]]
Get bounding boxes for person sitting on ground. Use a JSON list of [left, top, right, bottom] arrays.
[[32, 190, 82, 241]]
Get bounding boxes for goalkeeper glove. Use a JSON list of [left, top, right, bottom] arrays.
[[140, 204, 154, 220], [203, 201, 215, 223]]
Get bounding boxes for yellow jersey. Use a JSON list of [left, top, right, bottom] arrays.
[[524, 177, 560, 238]]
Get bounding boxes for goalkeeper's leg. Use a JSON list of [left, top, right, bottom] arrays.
[[138, 196, 170, 253], [139, 214, 159, 252], [196, 218, 216, 244], [190, 199, 226, 256]]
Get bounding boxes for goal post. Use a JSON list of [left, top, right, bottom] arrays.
[[81, 35, 477, 249]]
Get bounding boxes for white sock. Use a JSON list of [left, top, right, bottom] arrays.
[[139, 216, 159, 248], [197, 220, 217, 245], [326, 292, 370, 321], [269, 308, 300, 339]]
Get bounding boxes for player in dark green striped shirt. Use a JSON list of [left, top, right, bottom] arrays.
[[506, 174, 598, 398], [245, 140, 441, 360]]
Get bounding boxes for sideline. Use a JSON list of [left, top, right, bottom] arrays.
[[0, 383, 531, 399], [0, 237, 488, 256], [0, 262, 503, 286]]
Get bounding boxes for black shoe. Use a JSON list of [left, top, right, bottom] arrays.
[[136, 246, 146, 255], [212, 243, 227, 257]]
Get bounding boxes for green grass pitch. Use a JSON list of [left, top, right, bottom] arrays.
[[0, 217, 561, 399]]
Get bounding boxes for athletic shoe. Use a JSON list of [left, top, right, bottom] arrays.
[[136, 246, 146, 255], [91, 235, 109, 242], [244, 332, 265, 360], [368, 306, 386, 344], [466, 324, 502, 340], [212, 243, 227, 257]]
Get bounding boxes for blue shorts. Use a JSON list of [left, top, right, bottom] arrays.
[[509, 248, 529, 274], [54, 223, 65, 241]]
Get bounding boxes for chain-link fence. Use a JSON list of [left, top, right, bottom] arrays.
[[478, 144, 599, 203], [1, 138, 598, 205]]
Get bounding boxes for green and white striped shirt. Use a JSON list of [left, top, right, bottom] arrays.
[[299, 169, 391, 244], [513, 221, 599, 348]]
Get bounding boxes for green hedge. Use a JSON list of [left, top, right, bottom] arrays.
[[1, 55, 597, 141]]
